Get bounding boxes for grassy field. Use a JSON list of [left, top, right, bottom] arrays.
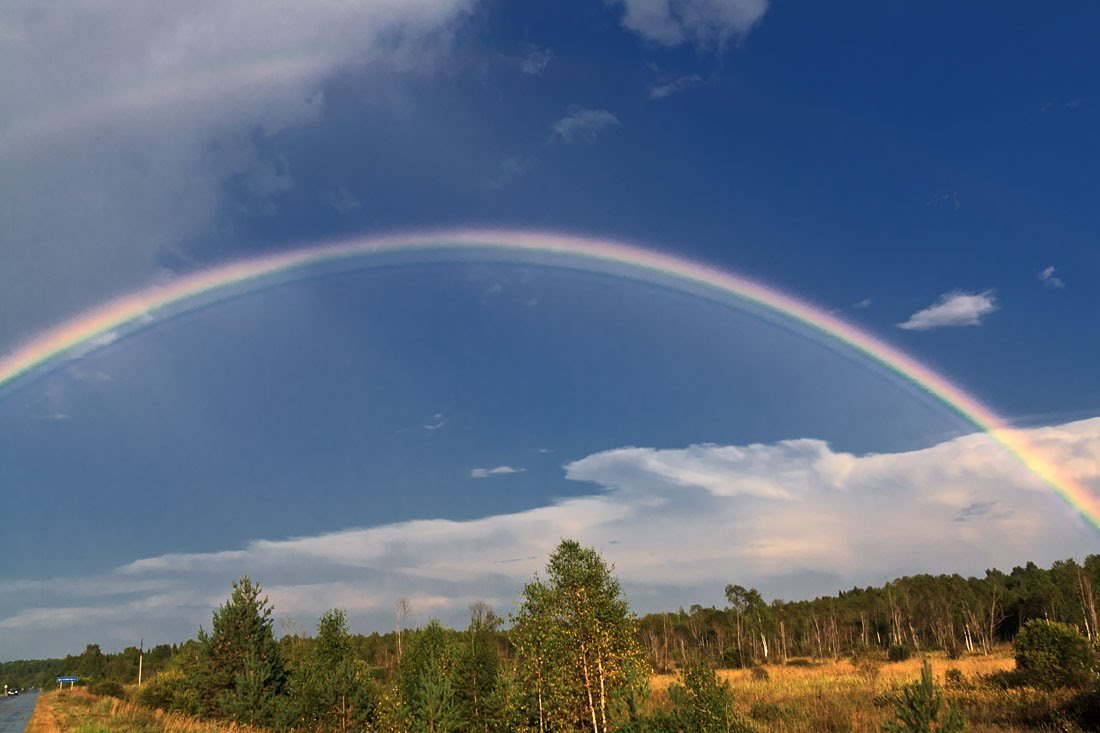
[[23, 649, 1089, 732], [650, 650, 1081, 733], [25, 689, 265, 733]]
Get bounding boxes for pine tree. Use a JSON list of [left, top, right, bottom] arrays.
[[452, 603, 502, 733], [882, 659, 966, 733], [197, 576, 285, 725]]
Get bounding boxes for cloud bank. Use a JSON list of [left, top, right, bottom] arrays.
[[0, 0, 473, 351], [4, 417, 1099, 658]]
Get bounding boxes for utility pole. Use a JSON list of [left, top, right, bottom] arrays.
[[137, 638, 144, 687]]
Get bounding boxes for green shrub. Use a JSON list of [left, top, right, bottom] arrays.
[[882, 659, 966, 733], [134, 669, 197, 713], [1014, 619, 1097, 689], [944, 668, 965, 688], [887, 645, 912, 662], [668, 664, 753, 733], [88, 679, 126, 699]]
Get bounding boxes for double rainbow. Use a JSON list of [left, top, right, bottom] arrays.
[[1, 229, 1095, 530]]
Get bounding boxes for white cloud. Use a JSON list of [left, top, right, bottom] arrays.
[[0, 0, 474, 352], [898, 290, 998, 331], [852, 297, 872, 310], [520, 46, 554, 75], [424, 413, 446, 432], [611, 0, 768, 47], [1039, 265, 1065, 289], [649, 74, 705, 99], [4, 417, 1099, 657], [551, 108, 620, 144], [470, 465, 526, 478]]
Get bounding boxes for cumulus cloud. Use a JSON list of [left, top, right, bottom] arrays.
[[470, 465, 526, 478], [649, 74, 705, 99], [1039, 265, 1065, 289], [0, 0, 473, 351], [611, 0, 768, 47], [551, 108, 620, 144], [898, 291, 998, 331], [4, 417, 1099, 657]]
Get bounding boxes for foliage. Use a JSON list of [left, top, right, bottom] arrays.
[[512, 538, 646, 733], [197, 576, 285, 726], [1013, 619, 1097, 689], [882, 659, 966, 733], [668, 664, 753, 733], [451, 603, 502, 732], [888, 645, 912, 662]]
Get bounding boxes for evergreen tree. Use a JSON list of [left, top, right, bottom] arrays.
[[882, 659, 966, 733], [400, 620, 458, 730], [197, 576, 285, 725], [452, 603, 502, 733]]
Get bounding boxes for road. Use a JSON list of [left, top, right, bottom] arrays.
[[0, 692, 38, 733]]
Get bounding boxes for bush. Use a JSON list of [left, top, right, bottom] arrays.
[[882, 659, 966, 733], [750, 666, 769, 681], [887, 645, 912, 662], [668, 665, 753, 733], [944, 668, 966, 688], [89, 679, 126, 699], [134, 669, 198, 714], [1014, 619, 1097, 689]]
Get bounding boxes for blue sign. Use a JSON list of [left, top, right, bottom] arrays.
[[56, 676, 78, 683]]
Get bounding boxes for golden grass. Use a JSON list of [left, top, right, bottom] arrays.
[[31, 689, 266, 733], [650, 650, 1081, 733]]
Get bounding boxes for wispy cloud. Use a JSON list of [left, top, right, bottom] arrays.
[[898, 290, 998, 331], [470, 465, 525, 479], [649, 74, 705, 100], [852, 297, 872, 310], [1039, 265, 1065, 289], [611, 0, 768, 48], [551, 108, 620, 144], [520, 46, 554, 76], [925, 191, 960, 211], [5, 417, 1098, 658], [424, 413, 446, 432]]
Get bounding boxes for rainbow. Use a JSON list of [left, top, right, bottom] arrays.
[[1, 228, 1095, 529]]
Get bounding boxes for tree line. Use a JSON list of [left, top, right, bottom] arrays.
[[4, 548, 1100, 731], [639, 556, 1100, 670]]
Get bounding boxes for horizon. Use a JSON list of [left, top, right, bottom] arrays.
[[2, 1, 1099, 662]]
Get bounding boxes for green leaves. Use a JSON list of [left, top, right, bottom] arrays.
[[512, 539, 646, 733]]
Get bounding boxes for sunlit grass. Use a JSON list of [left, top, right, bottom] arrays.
[[29, 689, 267, 733], [651, 649, 1081, 733]]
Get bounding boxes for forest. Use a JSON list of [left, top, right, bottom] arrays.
[[6, 542, 1100, 732]]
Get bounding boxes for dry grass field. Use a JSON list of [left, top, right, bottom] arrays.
[[651, 650, 1082, 733], [25, 689, 266, 733]]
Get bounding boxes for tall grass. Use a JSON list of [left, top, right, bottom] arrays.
[[651, 650, 1082, 733], [32, 689, 266, 733]]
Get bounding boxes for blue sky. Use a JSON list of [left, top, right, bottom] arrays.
[[1, 1, 1099, 659]]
